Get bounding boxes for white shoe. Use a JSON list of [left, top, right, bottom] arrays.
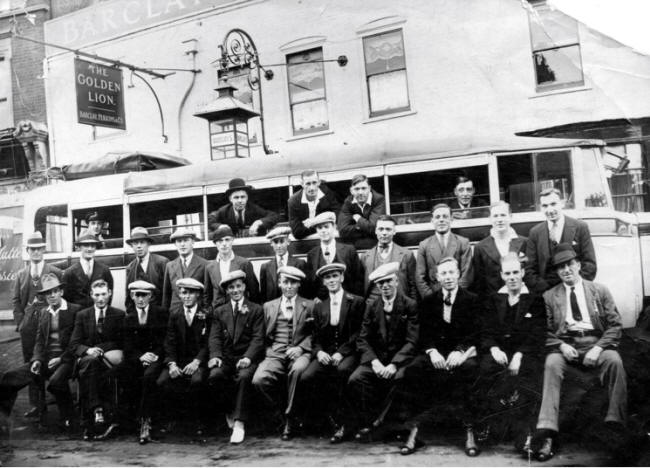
[[225, 413, 235, 429], [230, 421, 245, 444]]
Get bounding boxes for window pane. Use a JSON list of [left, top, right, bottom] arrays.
[[72, 205, 124, 249], [34, 204, 68, 253], [287, 48, 325, 104], [579, 148, 609, 208], [130, 196, 203, 244], [364, 30, 406, 76], [530, 8, 579, 50], [534, 46, 583, 88], [291, 100, 329, 133], [368, 70, 409, 115]]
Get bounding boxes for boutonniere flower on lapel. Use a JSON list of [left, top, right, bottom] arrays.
[[196, 312, 206, 321], [240, 305, 249, 315]]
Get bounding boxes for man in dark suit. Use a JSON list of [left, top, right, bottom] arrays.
[[400, 257, 481, 457], [157, 278, 211, 436], [62, 234, 113, 309], [415, 203, 472, 298], [532, 244, 626, 462], [337, 174, 386, 249], [11, 231, 62, 418], [288, 170, 341, 239], [161, 228, 207, 314], [450, 176, 489, 219], [208, 177, 280, 237], [208, 270, 264, 444], [69, 279, 125, 440], [252, 266, 314, 440], [525, 188, 597, 294], [300, 263, 365, 443], [121, 280, 168, 444], [306, 211, 363, 299], [362, 215, 417, 302], [204, 224, 259, 311], [124, 227, 168, 309], [259, 226, 307, 303], [348, 262, 419, 442]]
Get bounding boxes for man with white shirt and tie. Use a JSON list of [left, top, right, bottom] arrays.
[[525, 188, 597, 294], [63, 234, 113, 309], [124, 227, 168, 309], [532, 244, 626, 462], [260, 226, 307, 303]]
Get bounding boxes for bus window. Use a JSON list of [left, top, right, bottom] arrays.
[[388, 166, 489, 224], [130, 195, 203, 245], [579, 147, 609, 208], [497, 151, 573, 213], [72, 206, 123, 249], [34, 204, 68, 253]]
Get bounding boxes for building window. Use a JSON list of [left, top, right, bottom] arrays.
[[363, 29, 410, 117], [286, 47, 328, 135], [528, 3, 584, 91]]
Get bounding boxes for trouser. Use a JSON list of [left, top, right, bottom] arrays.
[[208, 358, 258, 422], [121, 360, 164, 420], [347, 362, 405, 428], [252, 353, 311, 417], [77, 355, 120, 426], [156, 366, 208, 423], [19, 306, 44, 410]]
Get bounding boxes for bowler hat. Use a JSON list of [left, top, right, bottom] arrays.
[[38, 273, 64, 293], [220, 270, 247, 288], [25, 232, 46, 248], [225, 178, 253, 197], [126, 227, 155, 244], [75, 233, 102, 246], [551, 243, 577, 267], [212, 224, 234, 242]]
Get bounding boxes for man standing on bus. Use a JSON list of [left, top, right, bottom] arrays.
[[63, 234, 114, 309], [124, 227, 168, 309], [525, 188, 596, 294], [337, 174, 386, 249], [260, 226, 307, 303], [288, 170, 341, 240], [450, 176, 489, 220]]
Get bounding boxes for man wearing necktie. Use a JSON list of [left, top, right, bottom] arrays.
[[531, 244, 626, 462], [450, 176, 489, 220], [62, 234, 113, 309], [124, 227, 169, 310], [259, 226, 307, 303]]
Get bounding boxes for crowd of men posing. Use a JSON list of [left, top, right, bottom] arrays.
[[1, 171, 627, 462]]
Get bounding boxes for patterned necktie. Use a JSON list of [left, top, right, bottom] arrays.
[[139, 308, 147, 326], [234, 302, 240, 318], [181, 257, 187, 275], [278, 256, 284, 268], [97, 308, 105, 334], [570, 287, 583, 322], [185, 308, 193, 326]]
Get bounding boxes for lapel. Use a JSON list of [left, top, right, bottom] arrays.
[[338, 294, 350, 332], [388, 245, 405, 264], [444, 234, 458, 258], [538, 224, 551, 266], [267, 299, 281, 337], [292, 297, 306, 338], [375, 299, 388, 342], [233, 299, 249, 344], [430, 236, 444, 263], [515, 294, 531, 324], [186, 255, 200, 279], [483, 237, 502, 266], [388, 294, 403, 337], [561, 218, 577, 245], [43, 309, 52, 338], [223, 301, 236, 338], [554, 286, 567, 332], [582, 282, 602, 331], [497, 294, 508, 323], [268, 258, 279, 288], [87, 308, 97, 339]]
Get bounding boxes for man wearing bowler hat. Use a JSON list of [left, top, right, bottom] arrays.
[[208, 177, 280, 237], [63, 234, 113, 310], [259, 226, 307, 303], [124, 227, 168, 309]]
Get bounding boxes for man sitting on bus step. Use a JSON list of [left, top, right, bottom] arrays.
[[288, 170, 341, 240], [362, 215, 417, 303], [161, 228, 207, 314], [531, 244, 627, 462], [208, 177, 280, 238], [63, 233, 113, 309], [525, 188, 596, 294], [306, 212, 363, 299], [124, 227, 169, 310], [204, 224, 259, 312], [415, 203, 473, 299], [337, 174, 386, 249], [450, 176, 489, 220], [260, 226, 307, 303]]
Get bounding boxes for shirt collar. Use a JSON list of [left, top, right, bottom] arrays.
[[547, 214, 565, 231], [180, 253, 193, 264], [231, 298, 244, 310], [301, 188, 325, 204], [354, 191, 372, 209], [282, 295, 296, 309], [490, 227, 518, 242], [321, 239, 336, 250], [185, 304, 198, 314], [563, 278, 583, 292], [49, 298, 67, 315], [137, 304, 149, 313], [330, 288, 344, 302], [139, 252, 150, 264], [443, 286, 459, 303], [382, 292, 397, 306], [218, 251, 235, 263], [497, 284, 530, 295], [436, 231, 450, 242]]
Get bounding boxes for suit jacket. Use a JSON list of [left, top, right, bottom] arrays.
[[362, 243, 417, 300], [312, 291, 365, 357], [123, 304, 169, 363], [543, 280, 621, 351], [62, 260, 114, 309], [288, 184, 341, 239], [208, 201, 279, 237], [262, 295, 314, 354], [163, 307, 211, 367], [450, 198, 489, 219], [12, 263, 62, 327], [306, 242, 363, 299], [472, 234, 527, 301], [337, 190, 386, 249], [209, 298, 264, 363], [415, 233, 473, 298], [161, 254, 207, 313], [124, 253, 169, 308], [259, 255, 307, 303], [204, 255, 260, 311], [32, 301, 81, 365], [418, 288, 480, 356], [357, 292, 419, 367], [525, 216, 597, 293], [70, 306, 125, 357]]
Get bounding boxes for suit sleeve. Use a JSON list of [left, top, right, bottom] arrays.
[[203, 266, 214, 312], [288, 196, 311, 240], [62, 268, 74, 308], [259, 263, 269, 303], [296, 302, 313, 353], [243, 261, 260, 304], [525, 230, 549, 294], [353, 195, 386, 236], [311, 302, 325, 357], [456, 293, 480, 352], [594, 284, 621, 349], [403, 251, 418, 300], [124, 264, 134, 310], [208, 313, 224, 360], [471, 246, 487, 298], [195, 315, 210, 363], [70, 311, 89, 357], [252, 202, 280, 233], [347, 247, 364, 297], [11, 271, 24, 329], [337, 297, 364, 357], [391, 299, 419, 367], [480, 295, 500, 352], [163, 313, 178, 365], [337, 199, 357, 239], [357, 302, 378, 364], [245, 306, 265, 363], [415, 244, 433, 298], [122, 316, 137, 360], [207, 209, 220, 232], [458, 239, 473, 290], [162, 264, 172, 311], [577, 222, 597, 281]]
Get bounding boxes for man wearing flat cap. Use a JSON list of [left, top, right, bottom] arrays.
[[208, 270, 265, 444], [252, 266, 315, 440], [122, 280, 168, 444], [531, 244, 626, 462], [63, 234, 113, 309], [208, 177, 280, 238], [260, 226, 307, 303], [300, 262, 365, 443], [125, 227, 168, 310], [161, 228, 207, 314]]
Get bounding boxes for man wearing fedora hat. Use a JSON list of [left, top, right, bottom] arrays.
[[260, 226, 307, 303], [208, 177, 280, 238], [531, 243, 626, 462], [62, 234, 113, 309], [12, 231, 62, 418], [125, 227, 169, 310]]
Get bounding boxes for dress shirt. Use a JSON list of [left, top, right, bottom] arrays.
[[490, 227, 519, 258], [382, 293, 396, 313], [231, 298, 244, 315], [497, 284, 530, 306], [436, 231, 451, 250], [563, 280, 594, 330], [320, 241, 336, 264], [329, 289, 344, 326], [80, 258, 94, 277], [137, 305, 149, 326], [184, 304, 198, 326], [276, 253, 288, 268], [30, 261, 44, 278], [442, 286, 458, 323], [48, 299, 68, 317], [547, 215, 566, 244], [353, 191, 373, 214], [218, 252, 235, 279], [94, 306, 106, 326], [302, 188, 325, 219], [281, 296, 296, 320], [378, 242, 393, 259], [180, 253, 193, 272], [138, 252, 150, 273]]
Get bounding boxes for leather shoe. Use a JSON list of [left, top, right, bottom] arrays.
[[330, 425, 347, 444], [139, 418, 151, 445], [536, 437, 555, 462], [354, 426, 372, 443], [23, 407, 40, 418], [82, 428, 94, 441], [465, 425, 480, 457], [281, 419, 294, 441], [94, 408, 105, 426], [400, 426, 420, 456]]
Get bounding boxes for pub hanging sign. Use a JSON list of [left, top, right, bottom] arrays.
[[74, 58, 126, 130]]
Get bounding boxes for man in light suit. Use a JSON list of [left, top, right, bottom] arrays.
[[161, 228, 207, 314], [63, 234, 113, 309], [337, 174, 386, 249], [252, 266, 314, 440], [259, 226, 307, 303], [415, 203, 472, 298], [288, 170, 341, 240], [124, 227, 169, 309], [362, 215, 417, 302], [532, 244, 626, 462], [525, 188, 597, 294]]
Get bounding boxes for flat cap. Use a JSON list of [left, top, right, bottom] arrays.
[[220, 270, 246, 288], [312, 211, 336, 227], [170, 227, 200, 242], [277, 265, 306, 281], [175, 277, 205, 291], [75, 233, 102, 246], [128, 280, 156, 293], [266, 226, 292, 241], [212, 224, 234, 242], [368, 262, 400, 283], [316, 262, 346, 278]]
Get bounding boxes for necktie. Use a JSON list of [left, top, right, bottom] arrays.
[[278, 256, 284, 268], [82, 261, 89, 277], [323, 249, 330, 264], [570, 287, 583, 322], [136, 258, 145, 278], [97, 308, 105, 334], [185, 308, 193, 326], [139, 308, 147, 326], [234, 302, 240, 317], [550, 221, 559, 245], [444, 291, 452, 306], [181, 257, 187, 275], [236, 210, 245, 228]]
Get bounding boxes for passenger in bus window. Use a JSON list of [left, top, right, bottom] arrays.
[[450, 176, 489, 220], [524, 188, 596, 294], [62, 234, 113, 309], [259, 227, 307, 303], [208, 178, 280, 238], [124, 227, 169, 310], [84, 212, 106, 246], [288, 170, 341, 240], [337, 174, 386, 250], [415, 204, 473, 298]]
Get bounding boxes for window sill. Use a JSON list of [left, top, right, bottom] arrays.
[[285, 129, 334, 142], [529, 86, 592, 99], [362, 109, 417, 124]]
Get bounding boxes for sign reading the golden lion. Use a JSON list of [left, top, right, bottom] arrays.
[[75, 58, 126, 130]]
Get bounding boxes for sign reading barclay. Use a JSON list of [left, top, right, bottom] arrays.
[[75, 58, 126, 130]]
